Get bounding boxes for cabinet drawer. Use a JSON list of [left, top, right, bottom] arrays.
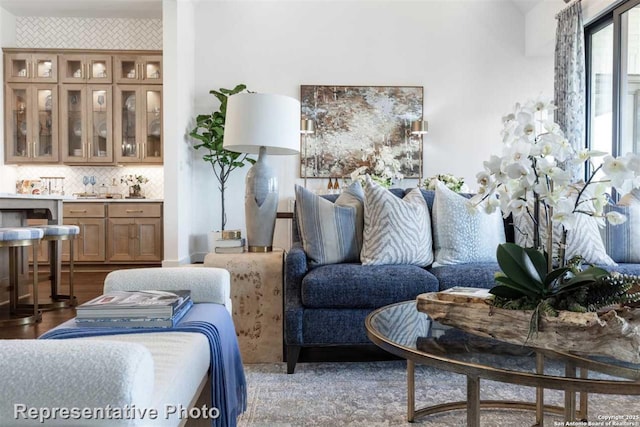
[[64, 203, 105, 217], [108, 203, 161, 218]]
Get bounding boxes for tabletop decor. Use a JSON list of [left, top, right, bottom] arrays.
[[300, 85, 423, 179], [424, 174, 466, 192], [349, 144, 404, 188], [418, 97, 640, 363], [121, 174, 148, 198]]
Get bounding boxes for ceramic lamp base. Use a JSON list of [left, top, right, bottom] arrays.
[[245, 147, 278, 252]]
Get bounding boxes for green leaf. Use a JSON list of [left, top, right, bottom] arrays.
[[543, 267, 571, 287], [494, 276, 540, 299], [523, 247, 547, 282], [496, 243, 543, 288]]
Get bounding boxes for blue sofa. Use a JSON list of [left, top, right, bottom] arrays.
[[284, 188, 515, 373]]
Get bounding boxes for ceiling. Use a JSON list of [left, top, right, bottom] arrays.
[[0, 0, 161, 19], [0, 0, 555, 20]]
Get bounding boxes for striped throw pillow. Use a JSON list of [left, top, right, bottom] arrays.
[[295, 182, 364, 267], [360, 182, 433, 267], [604, 204, 640, 263]]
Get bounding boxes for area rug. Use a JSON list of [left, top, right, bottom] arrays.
[[238, 361, 640, 426]]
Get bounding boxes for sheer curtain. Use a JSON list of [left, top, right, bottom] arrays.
[[555, 1, 585, 156]]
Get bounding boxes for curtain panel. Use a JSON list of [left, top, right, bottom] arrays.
[[555, 1, 585, 157]]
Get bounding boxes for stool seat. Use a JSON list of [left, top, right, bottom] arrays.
[[34, 225, 80, 237], [0, 227, 44, 243]]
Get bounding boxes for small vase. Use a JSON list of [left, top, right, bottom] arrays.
[[129, 186, 142, 198]]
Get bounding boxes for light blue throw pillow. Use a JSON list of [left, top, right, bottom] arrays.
[[360, 182, 433, 267], [432, 181, 505, 265], [295, 182, 364, 267], [604, 204, 640, 263]]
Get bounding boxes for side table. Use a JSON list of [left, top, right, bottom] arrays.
[[203, 248, 284, 363]]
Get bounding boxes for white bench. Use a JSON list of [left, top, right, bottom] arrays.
[[0, 267, 232, 427]]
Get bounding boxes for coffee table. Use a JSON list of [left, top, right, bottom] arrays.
[[365, 300, 640, 426]]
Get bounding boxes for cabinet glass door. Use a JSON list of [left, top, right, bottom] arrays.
[[34, 87, 56, 160], [87, 56, 112, 83], [61, 87, 85, 161], [144, 88, 162, 161], [32, 54, 56, 82], [88, 87, 112, 161], [142, 57, 162, 83], [5, 54, 31, 82], [115, 57, 139, 83], [7, 86, 30, 159], [120, 89, 138, 160]]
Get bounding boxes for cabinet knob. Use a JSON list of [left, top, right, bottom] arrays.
[[69, 210, 87, 213], [125, 209, 144, 213]]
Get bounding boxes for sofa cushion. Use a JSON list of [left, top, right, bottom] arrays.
[[429, 262, 502, 290], [361, 182, 433, 267], [295, 182, 365, 266], [602, 263, 640, 276], [432, 182, 505, 265], [513, 199, 616, 266], [301, 263, 439, 308]]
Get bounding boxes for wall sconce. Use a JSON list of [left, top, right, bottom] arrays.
[[410, 120, 428, 187], [300, 118, 315, 188]]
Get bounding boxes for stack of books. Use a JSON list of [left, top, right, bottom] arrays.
[[213, 229, 245, 254], [75, 290, 193, 328]]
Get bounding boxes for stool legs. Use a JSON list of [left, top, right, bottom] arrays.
[[1, 244, 41, 326], [37, 234, 77, 309]]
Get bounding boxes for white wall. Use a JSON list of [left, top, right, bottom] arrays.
[[187, 0, 554, 258], [525, 1, 564, 56], [0, 7, 16, 192], [163, 0, 196, 266]]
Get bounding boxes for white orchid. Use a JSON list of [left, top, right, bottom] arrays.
[[350, 145, 403, 188], [472, 98, 640, 264]]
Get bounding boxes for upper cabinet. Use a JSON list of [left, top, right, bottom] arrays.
[[60, 85, 113, 164], [4, 53, 58, 83], [3, 49, 162, 166], [115, 85, 162, 163], [5, 83, 58, 163], [114, 55, 162, 84], [59, 54, 112, 84]]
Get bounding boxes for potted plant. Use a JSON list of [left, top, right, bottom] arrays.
[[190, 84, 255, 231]]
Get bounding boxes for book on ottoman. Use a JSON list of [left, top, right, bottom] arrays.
[[75, 299, 193, 328], [76, 290, 191, 320]]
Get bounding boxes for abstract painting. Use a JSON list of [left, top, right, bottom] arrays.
[[300, 85, 424, 179]]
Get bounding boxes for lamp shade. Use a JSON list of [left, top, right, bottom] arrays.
[[223, 93, 301, 155]]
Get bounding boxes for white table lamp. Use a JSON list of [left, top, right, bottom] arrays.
[[223, 93, 300, 252]]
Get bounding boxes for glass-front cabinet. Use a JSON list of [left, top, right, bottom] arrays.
[[5, 83, 58, 163], [4, 53, 57, 83], [115, 86, 162, 163], [114, 55, 162, 84], [60, 85, 113, 163], [59, 54, 112, 84]]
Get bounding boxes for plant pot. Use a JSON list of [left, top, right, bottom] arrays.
[[128, 186, 143, 198], [416, 291, 640, 363]]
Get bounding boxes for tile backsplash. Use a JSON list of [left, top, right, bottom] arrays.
[[16, 17, 162, 50], [15, 165, 164, 199]]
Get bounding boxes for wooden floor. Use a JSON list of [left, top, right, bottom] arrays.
[[0, 272, 107, 339]]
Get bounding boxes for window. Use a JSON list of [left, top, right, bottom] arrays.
[[586, 0, 640, 164]]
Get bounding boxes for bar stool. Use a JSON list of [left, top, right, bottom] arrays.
[[0, 227, 43, 326], [33, 225, 80, 309]]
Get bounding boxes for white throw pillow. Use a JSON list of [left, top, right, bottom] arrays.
[[513, 200, 616, 266], [360, 182, 433, 266], [432, 181, 505, 265]]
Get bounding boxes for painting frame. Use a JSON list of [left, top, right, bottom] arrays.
[[300, 85, 424, 179]]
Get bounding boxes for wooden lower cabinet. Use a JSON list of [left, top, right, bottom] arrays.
[[62, 218, 105, 262], [60, 201, 162, 265], [106, 202, 162, 262]]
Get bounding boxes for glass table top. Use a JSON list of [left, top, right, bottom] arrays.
[[366, 300, 640, 392]]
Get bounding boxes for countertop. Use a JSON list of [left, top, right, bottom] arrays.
[[65, 198, 163, 203], [0, 193, 74, 201], [0, 193, 162, 202]]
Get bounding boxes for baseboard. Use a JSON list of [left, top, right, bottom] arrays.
[[162, 254, 197, 267]]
